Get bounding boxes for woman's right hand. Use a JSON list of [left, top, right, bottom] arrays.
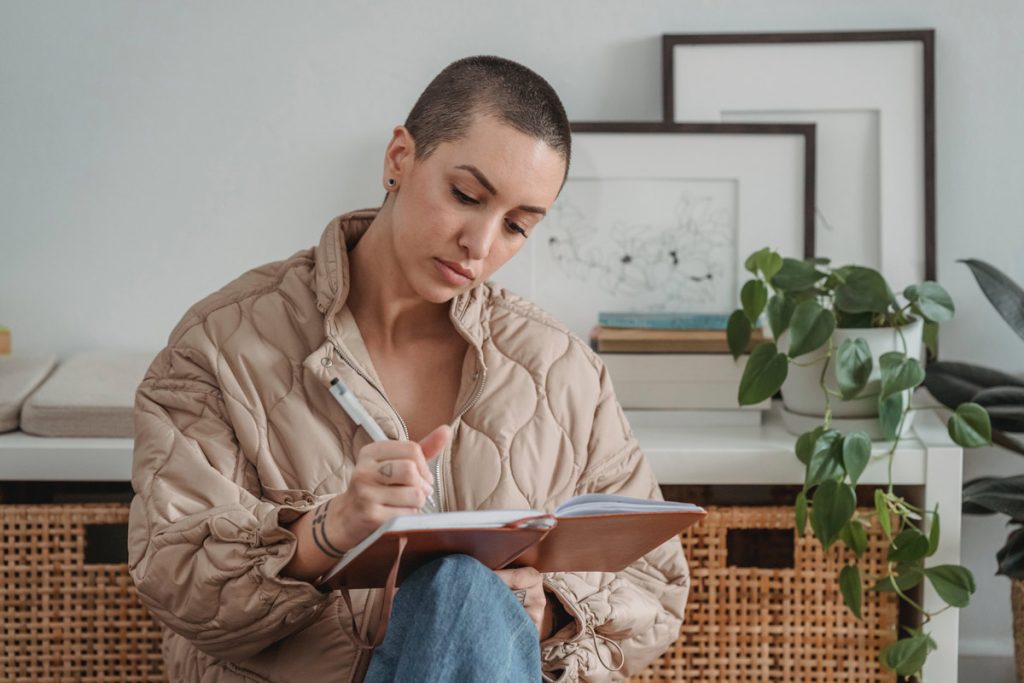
[[327, 424, 451, 551]]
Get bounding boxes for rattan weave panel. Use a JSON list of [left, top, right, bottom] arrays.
[[631, 506, 899, 682], [2, 503, 899, 681], [1, 504, 166, 682]]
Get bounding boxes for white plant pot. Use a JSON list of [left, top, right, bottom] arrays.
[[775, 316, 924, 440]]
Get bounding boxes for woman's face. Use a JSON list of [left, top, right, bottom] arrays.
[[386, 115, 566, 304]]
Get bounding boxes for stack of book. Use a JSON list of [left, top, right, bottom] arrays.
[[592, 312, 770, 422]]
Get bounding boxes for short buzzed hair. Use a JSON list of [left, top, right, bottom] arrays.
[[403, 55, 571, 184]]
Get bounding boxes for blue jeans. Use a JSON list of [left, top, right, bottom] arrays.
[[364, 554, 542, 682]]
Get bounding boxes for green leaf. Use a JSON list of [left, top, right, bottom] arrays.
[[737, 343, 789, 406], [810, 480, 856, 550], [961, 259, 1024, 344], [836, 338, 873, 400], [795, 490, 808, 536], [926, 368, 1024, 433], [746, 247, 784, 281], [767, 293, 796, 340], [744, 248, 767, 275], [904, 281, 955, 323], [787, 300, 836, 358], [973, 387, 1024, 432], [838, 520, 868, 558], [923, 361, 1024, 408], [948, 402, 993, 447], [741, 279, 768, 325], [835, 266, 895, 314], [962, 475, 1024, 518], [835, 310, 876, 329], [997, 528, 1024, 579], [888, 527, 930, 563], [875, 489, 892, 539], [842, 431, 872, 485], [873, 566, 924, 593], [927, 506, 941, 557], [879, 632, 936, 676], [839, 565, 863, 620], [770, 258, 824, 291], [805, 430, 844, 488], [879, 352, 925, 401], [727, 310, 752, 360], [879, 392, 905, 440], [759, 252, 783, 281], [923, 320, 939, 357], [795, 426, 825, 466], [923, 565, 975, 608]]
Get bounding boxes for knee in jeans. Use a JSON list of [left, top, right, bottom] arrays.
[[430, 554, 489, 579], [419, 554, 497, 594]]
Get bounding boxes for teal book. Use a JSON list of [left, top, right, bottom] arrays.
[[597, 312, 731, 330]]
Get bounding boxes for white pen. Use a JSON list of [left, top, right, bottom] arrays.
[[329, 377, 388, 442], [328, 377, 437, 512]]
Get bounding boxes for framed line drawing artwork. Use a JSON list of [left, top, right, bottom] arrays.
[[663, 30, 936, 285], [490, 122, 815, 342]]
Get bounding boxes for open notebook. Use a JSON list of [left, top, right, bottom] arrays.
[[316, 493, 705, 590]]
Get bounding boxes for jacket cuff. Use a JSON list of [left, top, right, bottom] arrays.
[[253, 498, 326, 589]]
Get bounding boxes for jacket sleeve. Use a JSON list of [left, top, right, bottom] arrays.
[[127, 339, 329, 661], [540, 357, 690, 682]]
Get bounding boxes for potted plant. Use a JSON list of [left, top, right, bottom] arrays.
[[727, 248, 993, 680], [924, 259, 1024, 679]]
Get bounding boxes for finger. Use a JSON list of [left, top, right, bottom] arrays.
[[516, 566, 542, 587], [418, 425, 452, 462], [373, 459, 423, 488], [506, 566, 541, 589], [365, 442, 433, 485], [369, 484, 429, 509], [351, 460, 430, 499]]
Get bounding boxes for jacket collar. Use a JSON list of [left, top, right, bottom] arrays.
[[312, 209, 487, 350]]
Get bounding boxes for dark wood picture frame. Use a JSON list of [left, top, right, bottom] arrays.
[[494, 121, 818, 338], [662, 30, 936, 282], [569, 121, 817, 258]]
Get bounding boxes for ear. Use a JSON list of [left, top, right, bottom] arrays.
[[384, 125, 417, 180]]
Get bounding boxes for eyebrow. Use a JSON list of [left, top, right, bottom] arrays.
[[455, 164, 547, 216]]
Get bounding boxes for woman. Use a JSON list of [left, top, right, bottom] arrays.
[[128, 55, 689, 683]]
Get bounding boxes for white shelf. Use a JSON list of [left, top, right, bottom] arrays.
[[633, 401, 951, 486], [0, 401, 953, 485], [0, 431, 133, 481]]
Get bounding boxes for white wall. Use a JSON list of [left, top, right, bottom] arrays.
[[3, 0, 1022, 673]]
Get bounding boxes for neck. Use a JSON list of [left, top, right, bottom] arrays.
[[346, 203, 452, 350]]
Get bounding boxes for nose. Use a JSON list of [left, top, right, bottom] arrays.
[[457, 215, 502, 261]]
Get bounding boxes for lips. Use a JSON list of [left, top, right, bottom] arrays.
[[435, 259, 475, 281]]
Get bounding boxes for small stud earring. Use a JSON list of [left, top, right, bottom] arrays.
[[387, 178, 396, 188]]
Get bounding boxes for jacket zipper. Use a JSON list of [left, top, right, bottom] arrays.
[[331, 344, 410, 440], [436, 367, 487, 512], [331, 342, 488, 513]]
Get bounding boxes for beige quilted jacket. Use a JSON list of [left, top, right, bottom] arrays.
[[128, 209, 689, 682]]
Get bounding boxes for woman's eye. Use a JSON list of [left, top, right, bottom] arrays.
[[450, 186, 477, 205], [505, 220, 527, 238]]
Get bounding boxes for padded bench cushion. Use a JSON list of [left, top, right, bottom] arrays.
[[19, 351, 155, 438], [0, 355, 58, 433]]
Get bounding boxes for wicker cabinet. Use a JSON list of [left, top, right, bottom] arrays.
[[0, 401, 963, 681]]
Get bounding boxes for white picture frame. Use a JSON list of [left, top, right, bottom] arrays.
[[491, 122, 815, 342], [663, 30, 935, 287]]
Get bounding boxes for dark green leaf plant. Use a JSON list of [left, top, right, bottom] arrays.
[[925, 260, 1024, 579], [729, 248, 993, 680]]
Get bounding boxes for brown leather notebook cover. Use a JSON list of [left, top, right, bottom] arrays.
[[322, 525, 551, 590], [510, 510, 705, 573], [318, 509, 705, 590]]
